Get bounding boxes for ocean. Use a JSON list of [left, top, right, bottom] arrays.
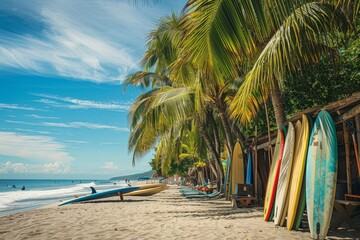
[[0, 179, 128, 216]]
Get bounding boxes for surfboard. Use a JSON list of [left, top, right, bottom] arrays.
[[58, 186, 140, 206], [231, 141, 245, 195], [135, 183, 165, 190], [246, 152, 253, 184], [286, 114, 311, 230], [274, 122, 295, 226], [224, 156, 231, 200], [306, 110, 338, 240], [123, 185, 168, 196], [264, 128, 285, 221]]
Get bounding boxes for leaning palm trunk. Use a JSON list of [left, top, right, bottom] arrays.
[[208, 160, 218, 179], [197, 119, 224, 191], [270, 80, 286, 127], [215, 101, 235, 156]]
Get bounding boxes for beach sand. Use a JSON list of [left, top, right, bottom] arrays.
[[0, 186, 358, 240]]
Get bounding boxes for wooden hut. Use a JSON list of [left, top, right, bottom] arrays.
[[249, 92, 360, 203]]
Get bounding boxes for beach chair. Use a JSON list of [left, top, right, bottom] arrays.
[[185, 191, 221, 199], [230, 184, 256, 208]]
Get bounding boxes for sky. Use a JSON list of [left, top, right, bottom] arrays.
[[0, 0, 185, 179]]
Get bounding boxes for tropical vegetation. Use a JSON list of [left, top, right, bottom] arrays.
[[125, 0, 359, 189]]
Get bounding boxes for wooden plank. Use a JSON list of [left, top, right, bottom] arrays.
[[355, 115, 360, 160], [341, 104, 360, 121], [253, 137, 277, 151], [343, 122, 352, 194]]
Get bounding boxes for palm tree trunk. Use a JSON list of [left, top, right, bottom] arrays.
[[215, 101, 234, 156], [270, 80, 286, 127], [207, 110, 221, 154], [263, 96, 273, 164], [229, 119, 246, 146], [197, 118, 224, 190]]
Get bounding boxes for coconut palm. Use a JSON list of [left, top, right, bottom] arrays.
[[180, 0, 359, 126], [125, 13, 228, 185], [231, 1, 359, 125]]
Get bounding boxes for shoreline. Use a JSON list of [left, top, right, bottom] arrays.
[[0, 186, 358, 239]]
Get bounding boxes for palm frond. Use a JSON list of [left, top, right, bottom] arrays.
[[231, 2, 347, 123]]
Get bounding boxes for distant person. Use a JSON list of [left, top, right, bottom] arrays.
[[21, 185, 25, 191], [12, 185, 16, 188]]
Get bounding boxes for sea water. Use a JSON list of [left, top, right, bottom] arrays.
[[0, 179, 127, 215]]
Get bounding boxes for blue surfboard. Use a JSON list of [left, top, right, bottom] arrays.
[[246, 152, 253, 184], [58, 186, 140, 206], [306, 110, 338, 240]]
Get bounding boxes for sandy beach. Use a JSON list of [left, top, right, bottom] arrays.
[[0, 186, 358, 240]]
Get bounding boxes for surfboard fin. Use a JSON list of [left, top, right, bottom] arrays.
[[316, 222, 320, 239], [90, 186, 97, 194]]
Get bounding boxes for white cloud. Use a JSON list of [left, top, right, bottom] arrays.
[[65, 140, 89, 144], [0, 132, 74, 162], [14, 128, 51, 135], [34, 94, 130, 111], [42, 121, 129, 132], [25, 114, 58, 119], [100, 142, 123, 145], [0, 103, 37, 111], [6, 120, 129, 132], [0, 0, 174, 83], [43, 161, 70, 173], [0, 160, 70, 174], [102, 161, 119, 170], [5, 120, 37, 125]]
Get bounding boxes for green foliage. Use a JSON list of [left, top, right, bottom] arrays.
[[283, 37, 360, 116], [241, 36, 360, 137], [149, 148, 193, 177]]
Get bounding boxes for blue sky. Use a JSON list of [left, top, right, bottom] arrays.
[[0, 0, 185, 179]]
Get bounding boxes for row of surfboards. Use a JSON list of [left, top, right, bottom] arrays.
[[265, 110, 338, 240], [224, 110, 337, 240], [58, 183, 168, 206]]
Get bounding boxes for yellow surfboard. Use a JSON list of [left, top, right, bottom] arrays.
[[287, 115, 310, 230], [231, 141, 244, 195], [124, 185, 168, 196], [137, 183, 165, 190]]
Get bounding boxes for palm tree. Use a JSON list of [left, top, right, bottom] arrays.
[[231, 1, 359, 126], [180, 0, 359, 126], [125, 13, 228, 187]]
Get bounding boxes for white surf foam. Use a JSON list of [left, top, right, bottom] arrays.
[[0, 182, 97, 210]]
